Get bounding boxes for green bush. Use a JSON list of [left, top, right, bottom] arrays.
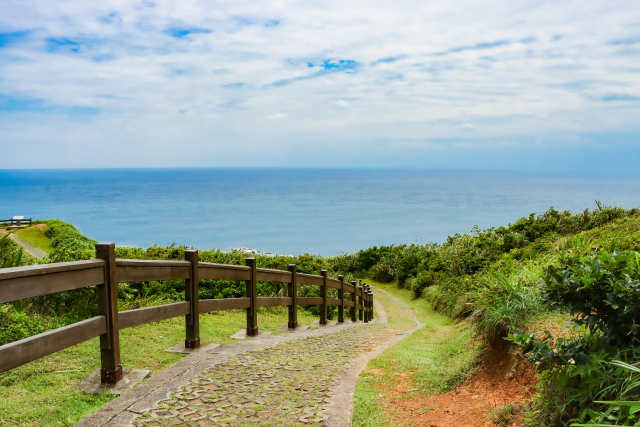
[[45, 220, 96, 262], [526, 346, 640, 426], [472, 273, 544, 344], [0, 235, 25, 268], [0, 305, 64, 345], [544, 250, 640, 347], [409, 270, 442, 298]]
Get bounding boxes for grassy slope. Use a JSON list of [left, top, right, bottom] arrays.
[[352, 215, 640, 426], [353, 281, 480, 426], [16, 225, 53, 254], [0, 307, 316, 426]]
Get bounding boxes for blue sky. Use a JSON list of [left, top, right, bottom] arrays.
[[0, 1, 639, 172]]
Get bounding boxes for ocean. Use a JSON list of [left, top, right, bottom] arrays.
[[1, 168, 639, 256]]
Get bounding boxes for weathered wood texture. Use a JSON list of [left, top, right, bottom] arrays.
[[320, 270, 328, 325], [326, 278, 341, 289], [199, 263, 250, 281], [0, 260, 104, 304], [0, 247, 374, 378], [115, 259, 191, 282], [0, 315, 106, 373], [338, 275, 345, 323], [350, 281, 357, 322], [256, 268, 291, 283], [245, 258, 258, 336], [288, 264, 298, 329], [199, 297, 250, 312], [184, 250, 200, 348], [97, 243, 122, 384], [296, 273, 324, 286], [118, 302, 189, 330]]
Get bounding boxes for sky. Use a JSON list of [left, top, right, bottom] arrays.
[[0, 1, 639, 172]]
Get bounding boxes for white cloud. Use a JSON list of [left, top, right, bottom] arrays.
[[0, 0, 639, 167]]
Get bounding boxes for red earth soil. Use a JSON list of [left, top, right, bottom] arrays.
[[376, 346, 538, 426]]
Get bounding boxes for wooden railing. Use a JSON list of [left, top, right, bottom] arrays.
[[0, 243, 374, 385], [0, 218, 32, 227]]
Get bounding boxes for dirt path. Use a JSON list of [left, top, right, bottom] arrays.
[[1, 230, 48, 259], [78, 289, 419, 426]]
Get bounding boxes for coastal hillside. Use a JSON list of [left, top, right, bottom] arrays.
[[2, 206, 640, 425]]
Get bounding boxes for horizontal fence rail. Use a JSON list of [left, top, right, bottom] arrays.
[[0, 218, 32, 227], [0, 243, 374, 385]]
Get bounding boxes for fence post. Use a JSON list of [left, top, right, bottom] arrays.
[[287, 264, 298, 329], [350, 280, 357, 322], [369, 289, 374, 320], [246, 258, 258, 336], [358, 285, 364, 321], [184, 250, 200, 348], [338, 275, 344, 323], [364, 284, 371, 322], [363, 284, 369, 323], [96, 243, 122, 385], [320, 270, 328, 325]]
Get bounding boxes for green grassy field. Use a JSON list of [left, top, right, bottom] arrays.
[[0, 307, 317, 426], [352, 281, 480, 426], [16, 226, 53, 254]]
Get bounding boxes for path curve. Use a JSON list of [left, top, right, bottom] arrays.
[[78, 287, 422, 426], [1, 230, 48, 259], [324, 287, 424, 426]]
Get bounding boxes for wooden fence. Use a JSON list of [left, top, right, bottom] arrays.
[[0, 218, 32, 227], [0, 243, 374, 385]]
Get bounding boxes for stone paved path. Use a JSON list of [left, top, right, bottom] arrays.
[[134, 324, 400, 426], [78, 288, 419, 427]]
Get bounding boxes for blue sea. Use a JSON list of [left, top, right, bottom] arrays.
[[1, 168, 639, 256]]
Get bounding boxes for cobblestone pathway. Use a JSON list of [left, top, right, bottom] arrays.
[[134, 323, 401, 426]]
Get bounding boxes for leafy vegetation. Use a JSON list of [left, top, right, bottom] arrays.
[[0, 234, 26, 268], [16, 226, 53, 254], [45, 219, 96, 262], [4, 205, 640, 425]]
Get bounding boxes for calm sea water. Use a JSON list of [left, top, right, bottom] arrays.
[[1, 168, 639, 255]]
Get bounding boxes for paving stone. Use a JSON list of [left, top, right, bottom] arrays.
[[133, 322, 402, 426]]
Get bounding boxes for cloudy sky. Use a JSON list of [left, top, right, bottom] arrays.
[[1, 1, 639, 172]]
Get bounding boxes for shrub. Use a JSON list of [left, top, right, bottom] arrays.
[[0, 305, 64, 345], [410, 270, 442, 298], [45, 220, 96, 262], [472, 273, 544, 344], [0, 235, 25, 268], [544, 250, 640, 347]]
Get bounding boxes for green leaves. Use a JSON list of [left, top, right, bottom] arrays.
[[543, 250, 640, 347]]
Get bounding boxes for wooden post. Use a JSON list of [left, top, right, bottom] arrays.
[[96, 243, 122, 385], [338, 275, 344, 323], [370, 290, 374, 319], [320, 270, 328, 325], [350, 280, 357, 322], [364, 284, 371, 322], [358, 285, 364, 321], [246, 258, 258, 336], [184, 250, 200, 348], [287, 264, 298, 329], [364, 291, 369, 322], [363, 284, 369, 323], [369, 290, 374, 320]]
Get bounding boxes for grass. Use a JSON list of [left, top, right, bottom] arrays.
[[353, 280, 481, 426], [16, 226, 53, 254], [0, 306, 316, 426]]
